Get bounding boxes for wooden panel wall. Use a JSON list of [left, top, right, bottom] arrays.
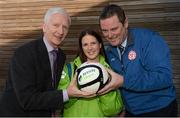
[[0, 0, 180, 115]]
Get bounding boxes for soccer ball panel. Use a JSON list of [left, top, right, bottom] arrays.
[[81, 82, 100, 93]]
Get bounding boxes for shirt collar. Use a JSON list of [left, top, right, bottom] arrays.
[[121, 37, 127, 48], [43, 37, 56, 53]]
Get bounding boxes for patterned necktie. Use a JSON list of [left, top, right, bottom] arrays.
[[51, 50, 59, 88], [119, 45, 125, 55]]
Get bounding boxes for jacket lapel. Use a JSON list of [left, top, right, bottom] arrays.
[[37, 39, 52, 88]]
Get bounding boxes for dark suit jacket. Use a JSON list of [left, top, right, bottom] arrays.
[[0, 38, 66, 116]]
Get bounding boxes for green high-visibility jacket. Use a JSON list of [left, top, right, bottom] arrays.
[[58, 55, 123, 117]]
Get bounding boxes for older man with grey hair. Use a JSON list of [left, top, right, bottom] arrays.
[[0, 7, 94, 117]]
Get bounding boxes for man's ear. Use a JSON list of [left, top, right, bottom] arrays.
[[124, 17, 128, 28], [42, 23, 46, 33]]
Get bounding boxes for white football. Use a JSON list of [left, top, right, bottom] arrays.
[[76, 62, 110, 94]]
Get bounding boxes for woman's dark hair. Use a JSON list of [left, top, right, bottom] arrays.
[[99, 4, 126, 25], [77, 28, 109, 64]]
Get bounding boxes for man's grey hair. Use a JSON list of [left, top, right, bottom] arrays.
[[44, 7, 71, 25]]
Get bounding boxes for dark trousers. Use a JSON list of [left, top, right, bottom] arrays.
[[125, 99, 178, 117]]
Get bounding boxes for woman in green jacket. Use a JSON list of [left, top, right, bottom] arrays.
[[58, 28, 123, 117]]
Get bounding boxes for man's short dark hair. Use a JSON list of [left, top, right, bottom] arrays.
[[99, 4, 126, 25]]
